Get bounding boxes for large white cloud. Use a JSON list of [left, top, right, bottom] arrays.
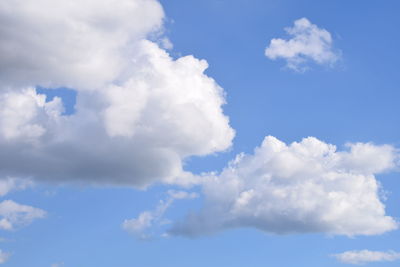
[[333, 250, 400, 265], [171, 136, 398, 237], [0, 0, 235, 187], [265, 18, 340, 71], [0, 0, 164, 89]]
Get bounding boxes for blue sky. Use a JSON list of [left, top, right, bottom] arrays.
[[0, 0, 399, 266]]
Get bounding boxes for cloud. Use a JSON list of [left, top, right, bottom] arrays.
[[0, 177, 33, 197], [265, 18, 340, 71], [0, 0, 164, 89], [0, 0, 234, 188], [159, 37, 174, 50], [0, 178, 44, 231], [171, 136, 398, 237], [123, 190, 198, 239], [51, 263, 64, 267], [0, 200, 46, 230], [0, 250, 10, 264], [333, 250, 400, 265]]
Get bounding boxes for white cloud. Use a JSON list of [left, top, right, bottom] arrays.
[[0, 0, 234, 188], [159, 37, 174, 50], [265, 18, 340, 71], [51, 263, 64, 267], [0, 89, 51, 140], [0, 0, 164, 90], [171, 136, 398, 237], [0, 178, 42, 232], [0, 250, 10, 264], [333, 250, 400, 265], [0, 177, 33, 197], [167, 190, 198, 200], [123, 190, 197, 239], [0, 200, 46, 230]]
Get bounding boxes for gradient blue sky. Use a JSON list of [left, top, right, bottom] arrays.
[[1, 0, 400, 266]]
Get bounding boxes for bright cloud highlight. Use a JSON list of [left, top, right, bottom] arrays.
[[0, 0, 164, 90]]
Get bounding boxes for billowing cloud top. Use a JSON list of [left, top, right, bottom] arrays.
[[0, 0, 235, 187], [172, 136, 398, 237], [0, 0, 164, 89]]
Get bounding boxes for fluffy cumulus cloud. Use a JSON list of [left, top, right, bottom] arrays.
[[2, 0, 399, 243], [0, 0, 234, 187], [265, 18, 340, 71], [123, 190, 198, 239], [333, 250, 400, 265], [0, 200, 46, 230], [171, 136, 398, 237], [0, 0, 164, 89]]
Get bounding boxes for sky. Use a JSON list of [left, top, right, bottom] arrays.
[[0, 0, 399, 266]]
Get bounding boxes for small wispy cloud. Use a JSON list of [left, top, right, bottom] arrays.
[[0, 200, 46, 230], [0, 177, 33, 197], [333, 250, 400, 265], [0, 250, 10, 264], [122, 190, 198, 240], [265, 18, 340, 71]]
